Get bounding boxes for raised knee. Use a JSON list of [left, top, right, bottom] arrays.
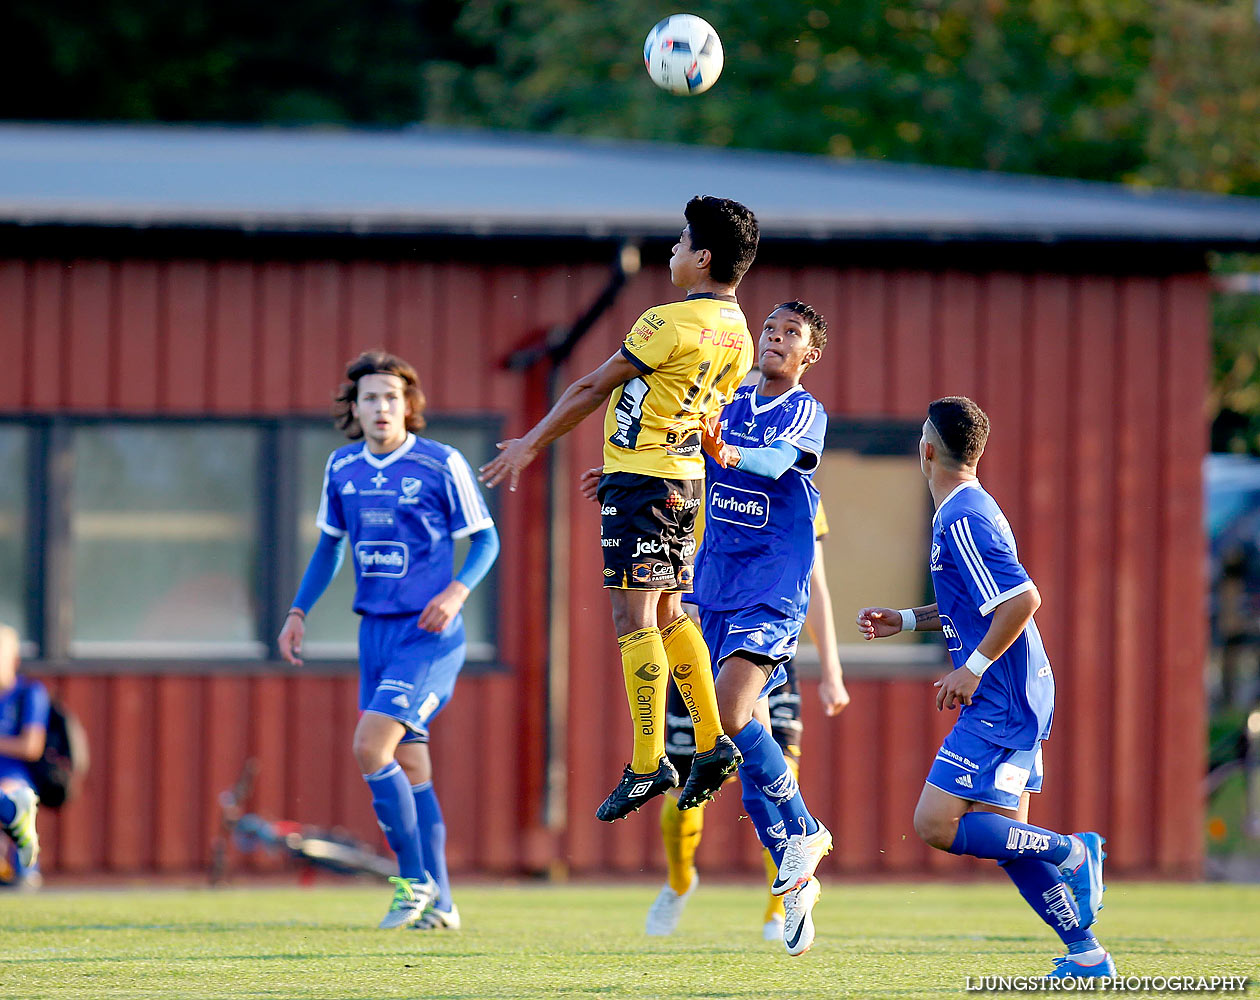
[[718, 704, 750, 736], [913, 810, 956, 852], [353, 738, 390, 775], [714, 683, 749, 735]]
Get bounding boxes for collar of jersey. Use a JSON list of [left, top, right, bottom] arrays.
[[748, 383, 802, 415], [685, 292, 738, 302], [932, 480, 982, 530], [360, 432, 417, 469]]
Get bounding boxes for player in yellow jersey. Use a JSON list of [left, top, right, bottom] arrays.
[[480, 196, 760, 820]]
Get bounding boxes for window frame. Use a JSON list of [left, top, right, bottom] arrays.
[[790, 416, 948, 681], [1, 412, 505, 675]]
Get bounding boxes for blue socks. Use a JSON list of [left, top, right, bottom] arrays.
[[741, 780, 788, 863], [364, 762, 424, 880], [949, 811, 1073, 864], [998, 857, 1096, 949], [413, 781, 452, 910], [731, 720, 819, 838], [0, 793, 15, 826]]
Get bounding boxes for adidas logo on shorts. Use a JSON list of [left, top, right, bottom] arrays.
[[955, 773, 973, 789], [391, 694, 410, 709]]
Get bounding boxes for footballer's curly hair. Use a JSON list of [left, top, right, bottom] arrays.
[[332, 350, 427, 439], [926, 396, 989, 468], [773, 300, 828, 355], [684, 195, 760, 287]]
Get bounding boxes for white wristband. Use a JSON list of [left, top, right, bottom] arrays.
[[898, 609, 917, 632], [964, 649, 994, 677]]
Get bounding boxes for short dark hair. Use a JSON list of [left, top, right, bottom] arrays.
[[684, 195, 760, 287], [332, 350, 427, 439], [927, 396, 989, 467], [773, 300, 828, 355]]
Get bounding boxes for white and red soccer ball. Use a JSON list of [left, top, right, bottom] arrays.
[[644, 14, 724, 96]]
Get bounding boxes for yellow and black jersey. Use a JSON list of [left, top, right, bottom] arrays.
[[603, 293, 754, 480]]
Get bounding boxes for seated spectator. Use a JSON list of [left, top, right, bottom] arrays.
[[0, 625, 46, 886]]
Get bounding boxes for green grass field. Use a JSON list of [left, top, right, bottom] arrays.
[[0, 881, 1256, 1000]]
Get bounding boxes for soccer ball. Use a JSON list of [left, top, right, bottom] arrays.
[[643, 14, 724, 96]]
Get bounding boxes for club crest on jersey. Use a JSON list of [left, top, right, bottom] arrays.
[[763, 426, 778, 445], [401, 477, 422, 497]]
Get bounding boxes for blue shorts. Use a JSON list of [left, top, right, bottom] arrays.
[[926, 726, 1044, 810], [358, 613, 466, 743], [699, 604, 803, 700]]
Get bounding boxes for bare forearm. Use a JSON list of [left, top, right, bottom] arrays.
[[974, 592, 1038, 660], [522, 378, 613, 452], [907, 604, 941, 631], [805, 578, 842, 685], [0, 731, 43, 761]]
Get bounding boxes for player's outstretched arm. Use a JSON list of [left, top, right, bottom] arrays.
[[806, 541, 849, 716], [856, 603, 940, 640], [579, 466, 603, 503], [479, 352, 641, 492], [701, 414, 740, 468]]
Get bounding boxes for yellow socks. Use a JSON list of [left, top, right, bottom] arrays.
[[661, 614, 723, 754], [762, 848, 785, 922], [661, 791, 704, 894], [619, 627, 669, 773]]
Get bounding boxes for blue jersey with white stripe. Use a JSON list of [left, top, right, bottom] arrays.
[[931, 481, 1054, 749], [693, 384, 826, 617], [317, 433, 494, 617]]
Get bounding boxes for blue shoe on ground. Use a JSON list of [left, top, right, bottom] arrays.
[[1047, 952, 1117, 979], [1059, 832, 1106, 927]]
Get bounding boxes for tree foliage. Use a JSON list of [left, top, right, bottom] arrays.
[[1139, 0, 1260, 197], [428, 0, 1153, 183], [0, 0, 478, 124]]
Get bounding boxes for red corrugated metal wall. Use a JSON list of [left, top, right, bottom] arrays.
[[0, 255, 1207, 879]]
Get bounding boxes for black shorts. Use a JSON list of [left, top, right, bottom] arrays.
[[766, 659, 802, 762], [598, 472, 702, 591], [665, 660, 802, 781]]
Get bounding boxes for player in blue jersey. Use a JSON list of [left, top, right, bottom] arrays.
[[693, 300, 836, 956], [278, 351, 500, 932], [0, 625, 45, 884], [856, 396, 1115, 980]]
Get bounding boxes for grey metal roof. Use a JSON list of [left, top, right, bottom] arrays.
[[2, 122, 1260, 245]]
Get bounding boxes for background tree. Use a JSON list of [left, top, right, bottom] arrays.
[[430, 0, 1152, 182], [0, 0, 479, 123]]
